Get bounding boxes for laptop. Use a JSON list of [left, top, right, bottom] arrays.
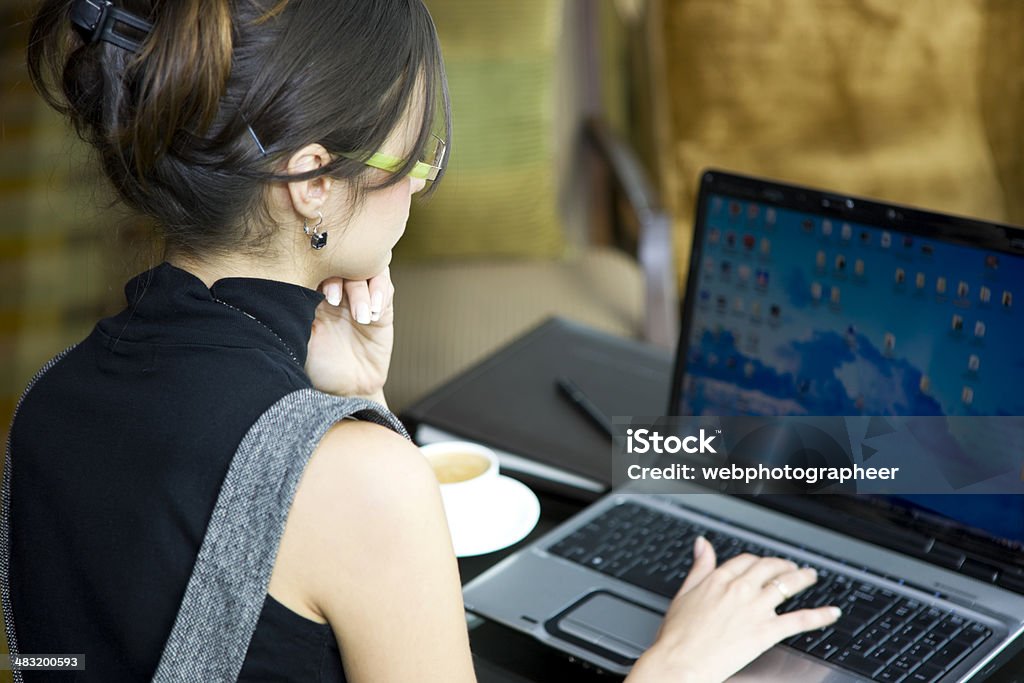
[[461, 170, 1024, 682]]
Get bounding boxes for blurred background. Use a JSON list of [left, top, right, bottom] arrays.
[[2, 0, 1024, 667]]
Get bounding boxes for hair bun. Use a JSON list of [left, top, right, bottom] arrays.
[[29, 0, 234, 175], [133, 0, 234, 171]]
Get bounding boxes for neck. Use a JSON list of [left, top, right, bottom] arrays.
[[166, 248, 323, 292]]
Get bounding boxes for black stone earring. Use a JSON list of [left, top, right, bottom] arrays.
[[303, 212, 328, 250]]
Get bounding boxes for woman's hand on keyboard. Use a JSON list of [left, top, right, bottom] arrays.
[[626, 537, 841, 683]]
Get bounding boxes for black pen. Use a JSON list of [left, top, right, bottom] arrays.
[[556, 376, 615, 439]]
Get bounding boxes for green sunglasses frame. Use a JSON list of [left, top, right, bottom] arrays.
[[361, 135, 447, 181]]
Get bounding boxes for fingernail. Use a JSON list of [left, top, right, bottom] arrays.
[[356, 302, 371, 324], [830, 607, 842, 619], [694, 536, 706, 558], [371, 310, 381, 322], [370, 291, 383, 313], [324, 283, 341, 307]]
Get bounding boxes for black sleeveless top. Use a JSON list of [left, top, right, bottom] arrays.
[[8, 262, 348, 681]]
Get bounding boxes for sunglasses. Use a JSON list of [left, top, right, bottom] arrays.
[[358, 134, 447, 181]]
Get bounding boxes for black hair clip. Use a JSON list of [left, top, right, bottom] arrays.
[[70, 0, 152, 53]]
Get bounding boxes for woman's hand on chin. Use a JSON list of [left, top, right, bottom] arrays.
[[305, 267, 395, 405]]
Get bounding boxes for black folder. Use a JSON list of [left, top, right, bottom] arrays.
[[400, 317, 673, 501]]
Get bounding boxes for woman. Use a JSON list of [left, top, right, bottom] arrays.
[[5, 0, 839, 680]]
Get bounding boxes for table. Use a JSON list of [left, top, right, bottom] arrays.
[[460, 484, 1024, 683]]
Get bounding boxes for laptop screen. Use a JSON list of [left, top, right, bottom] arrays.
[[671, 171, 1024, 549]]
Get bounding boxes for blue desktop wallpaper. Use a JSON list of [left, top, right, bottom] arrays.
[[683, 196, 1024, 418], [680, 195, 1024, 544]]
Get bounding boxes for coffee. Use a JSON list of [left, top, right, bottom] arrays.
[[427, 452, 491, 484]]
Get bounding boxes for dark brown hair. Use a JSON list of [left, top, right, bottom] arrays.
[[27, 0, 450, 256]]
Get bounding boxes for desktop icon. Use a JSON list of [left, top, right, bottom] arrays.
[[845, 325, 857, 347]]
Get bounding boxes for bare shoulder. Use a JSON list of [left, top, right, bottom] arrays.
[[309, 419, 436, 502], [270, 419, 474, 681], [284, 420, 438, 534], [269, 419, 451, 620]]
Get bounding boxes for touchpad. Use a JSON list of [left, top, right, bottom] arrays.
[[548, 591, 663, 664]]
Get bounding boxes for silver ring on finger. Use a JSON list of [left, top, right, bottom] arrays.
[[770, 579, 791, 600]]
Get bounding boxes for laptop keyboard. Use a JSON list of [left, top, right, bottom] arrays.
[[546, 502, 993, 682]]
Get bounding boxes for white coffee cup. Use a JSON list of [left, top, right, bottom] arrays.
[[419, 441, 500, 528]]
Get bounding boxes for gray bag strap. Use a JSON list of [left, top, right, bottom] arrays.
[[152, 388, 409, 682]]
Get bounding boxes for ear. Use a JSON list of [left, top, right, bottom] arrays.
[[286, 143, 334, 219]]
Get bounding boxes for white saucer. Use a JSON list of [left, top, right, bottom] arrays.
[[445, 475, 541, 558]]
